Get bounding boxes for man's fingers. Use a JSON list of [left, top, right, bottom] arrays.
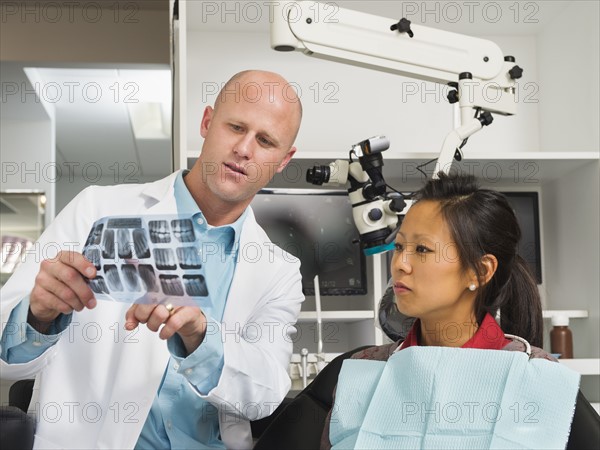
[[159, 307, 204, 341], [125, 304, 181, 335], [32, 271, 84, 318], [124, 304, 158, 330], [58, 250, 96, 278], [40, 275, 86, 312], [124, 304, 140, 330], [124, 304, 203, 348], [158, 308, 186, 340], [41, 253, 96, 307], [31, 285, 74, 315], [146, 305, 171, 332], [30, 251, 98, 325], [53, 265, 95, 308]]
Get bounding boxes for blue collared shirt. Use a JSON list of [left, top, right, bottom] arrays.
[[136, 171, 247, 449], [0, 170, 248, 449]]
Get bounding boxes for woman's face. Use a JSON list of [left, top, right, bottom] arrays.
[[391, 200, 476, 324]]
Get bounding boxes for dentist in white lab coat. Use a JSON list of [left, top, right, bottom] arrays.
[[0, 70, 304, 449]]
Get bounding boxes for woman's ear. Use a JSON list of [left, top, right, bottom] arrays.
[[478, 254, 498, 286]]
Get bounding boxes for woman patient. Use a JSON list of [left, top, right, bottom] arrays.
[[321, 172, 562, 449]]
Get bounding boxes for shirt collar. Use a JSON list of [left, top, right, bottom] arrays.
[[398, 313, 510, 351], [173, 170, 248, 247]]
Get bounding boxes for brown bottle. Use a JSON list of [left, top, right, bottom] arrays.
[[550, 315, 573, 359]]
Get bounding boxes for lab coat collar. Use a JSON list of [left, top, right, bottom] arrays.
[[139, 171, 181, 214]]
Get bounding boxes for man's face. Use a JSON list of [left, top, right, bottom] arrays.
[[196, 79, 298, 205]]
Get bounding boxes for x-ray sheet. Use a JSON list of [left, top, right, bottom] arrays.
[[82, 215, 209, 306]]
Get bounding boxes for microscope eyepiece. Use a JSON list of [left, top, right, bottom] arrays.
[[358, 136, 390, 155], [306, 165, 331, 185]]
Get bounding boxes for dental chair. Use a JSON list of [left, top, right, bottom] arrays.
[[2, 378, 36, 450], [253, 286, 600, 450]]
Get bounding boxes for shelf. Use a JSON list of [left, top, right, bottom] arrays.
[[297, 310, 588, 323], [185, 152, 599, 186], [289, 352, 342, 364], [542, 310, 589, 319], [558, 359, 600, 376], [187, 150, 600, 161], [298, 310, 375, 322]]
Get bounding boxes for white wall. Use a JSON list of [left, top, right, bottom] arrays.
[[542, 162, 600, 358], [187, 31, 540, 159], [537, 1, 600, 152]]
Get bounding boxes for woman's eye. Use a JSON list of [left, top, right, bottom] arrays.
[[416, 245, 431, 254], [394, 243, 404, 252]]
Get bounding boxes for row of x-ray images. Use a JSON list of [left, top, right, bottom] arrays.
[[82, 216, 210, 302]]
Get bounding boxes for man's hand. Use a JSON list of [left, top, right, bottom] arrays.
[[125, 304, 207, 355], [29, 251, 97, 332]]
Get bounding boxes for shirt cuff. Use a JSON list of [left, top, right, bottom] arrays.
[[167, 316, 224, 394], [1, 297, 72, 364]]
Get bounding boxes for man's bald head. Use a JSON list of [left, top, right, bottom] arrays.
[[212, 70, 303, 146]]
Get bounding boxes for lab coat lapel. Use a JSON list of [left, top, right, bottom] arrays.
[[218, 209, 275, 450], [223, 208, 275, 325], [138, 171, 180, 215]]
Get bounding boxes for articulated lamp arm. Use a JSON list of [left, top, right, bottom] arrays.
[[271, 1, 523, 176]]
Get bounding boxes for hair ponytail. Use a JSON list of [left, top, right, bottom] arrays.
[[485, 255, 543, 348]]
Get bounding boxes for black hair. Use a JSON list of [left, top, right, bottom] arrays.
[[413, 172, 543, 347]]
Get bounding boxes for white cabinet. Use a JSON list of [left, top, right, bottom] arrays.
[[175, 1, 599, 396]]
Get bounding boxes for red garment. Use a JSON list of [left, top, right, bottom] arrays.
[[400, 313, 511, 350]]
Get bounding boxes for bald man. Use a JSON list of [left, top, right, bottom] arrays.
[[0, 71, 305, 449]]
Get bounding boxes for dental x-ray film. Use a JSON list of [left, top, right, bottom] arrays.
[[82, 215, 209, 306]]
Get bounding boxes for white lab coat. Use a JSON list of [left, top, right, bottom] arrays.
[[0, 171, 304, 449]]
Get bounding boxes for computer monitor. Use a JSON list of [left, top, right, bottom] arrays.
[[503, 192, 542, 284], [250, 189, 367, 296]]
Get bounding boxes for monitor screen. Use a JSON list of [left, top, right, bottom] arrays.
[[250, 189, 367, 296], [503, 192, 542, 284], [385, 191, 542, 285]]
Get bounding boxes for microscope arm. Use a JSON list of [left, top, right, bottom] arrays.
[[272, 1, 519, 115], [272, 1, 523, 175], [273, 3, 497, 80], [433, 117, 487, 178]]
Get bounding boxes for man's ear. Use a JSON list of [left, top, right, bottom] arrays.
[[200, 106, 214, 138], [275, 146, 297, 173], [478, 254, 499, 286]]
